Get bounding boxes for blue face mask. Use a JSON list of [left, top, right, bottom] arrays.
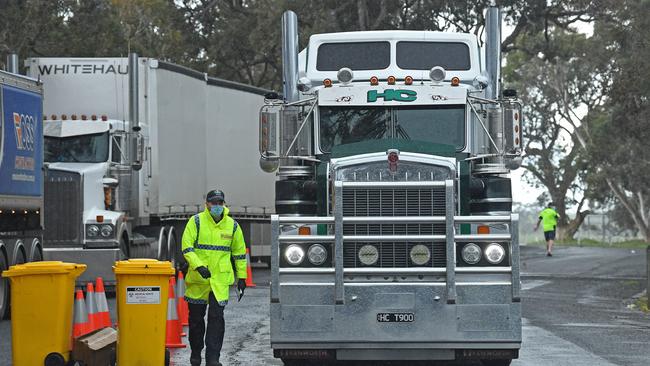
[[210, 204, 224, 217]]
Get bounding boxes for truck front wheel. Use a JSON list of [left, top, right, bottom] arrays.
[[0, 253, 8, 319]]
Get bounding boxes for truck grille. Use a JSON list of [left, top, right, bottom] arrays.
[[44, 170, 83, 245], [342, 186, 447, 268]]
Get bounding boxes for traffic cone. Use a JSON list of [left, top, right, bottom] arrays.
[[177, 272, 189, 327], [170, 276, 186, 336], [245, 248, 257, 287], [95, 277, 111, 328], [73, 289, 90, 338], [165, 278, 186, 348], [86, 282, 99, 332]]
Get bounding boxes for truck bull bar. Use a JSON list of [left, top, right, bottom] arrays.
[[270, 180, 520, 306]]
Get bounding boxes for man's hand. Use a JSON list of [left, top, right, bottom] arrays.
[[237, 279, 247, 294], [196, 266, 211, 279]]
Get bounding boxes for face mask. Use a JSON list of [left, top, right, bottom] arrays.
[[210, 204, 224, 217]]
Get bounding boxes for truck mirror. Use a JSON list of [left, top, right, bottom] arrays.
[[259, 106, 280, 163], [132, 134, 144, 171]]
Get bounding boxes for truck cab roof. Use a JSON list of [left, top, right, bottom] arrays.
[[300, 30, 481, 85]]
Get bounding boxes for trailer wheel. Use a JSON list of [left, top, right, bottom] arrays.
[[0, 252, 9, 319]]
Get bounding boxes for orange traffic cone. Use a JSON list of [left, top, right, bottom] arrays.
[[165, 278, 186, 348], [95, 277, 111, 328], [177, 272, 189, 327], [86, 282, 99, 332], [245, 248, 256, 287], [73, 289, 90, 338], [170, 276, 186, 336]]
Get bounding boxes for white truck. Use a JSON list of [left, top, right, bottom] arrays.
[[25, 55, 274, 284], [260, 3, 522, 365]]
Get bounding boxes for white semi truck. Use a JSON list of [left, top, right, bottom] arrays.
[[260, 2, 522, 365], [25, 55, 275, 284]]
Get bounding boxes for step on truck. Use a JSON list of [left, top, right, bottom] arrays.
[[259, 3, 522, 365], [0, 56, 44, 319], [25, 55, 274, 285]]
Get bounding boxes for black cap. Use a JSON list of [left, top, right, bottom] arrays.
[[206, 190, 225, 203]]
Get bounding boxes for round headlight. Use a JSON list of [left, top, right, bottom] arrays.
[[461, 243, 482, 265], [87, 225, 100, 237], [284, 244, 305, 266], [358, 245, 379, 266], [429, 66, 446, 82], [484, 243, 506, 264], [100, 224, 114, 237], [409, 244, 431, 266], [337, 67, 354, 84], [307, 244, 327, 266]]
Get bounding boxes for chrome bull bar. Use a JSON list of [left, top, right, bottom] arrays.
[[270, 179, 520, 305]]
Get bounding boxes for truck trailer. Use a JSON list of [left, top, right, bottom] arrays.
[[260, 3, 522, 365], [0, 62, 44, 319], [25, 56, 274, 284]]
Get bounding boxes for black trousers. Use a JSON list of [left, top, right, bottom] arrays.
[[188, 292, 225, 362]]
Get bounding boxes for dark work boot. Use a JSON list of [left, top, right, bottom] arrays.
[[190, 351, 201, 366], [206, 360, 222, 366]]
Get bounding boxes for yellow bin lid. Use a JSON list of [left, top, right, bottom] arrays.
[[1, 261, 87, 277], [113, 259, 175, 275]]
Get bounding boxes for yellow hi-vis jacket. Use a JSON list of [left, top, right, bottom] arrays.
[[182, 206, 247, 305]]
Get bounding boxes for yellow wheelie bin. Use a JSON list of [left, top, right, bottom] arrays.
[[113, 259, 175, 366], [1, 261, 86, 366]]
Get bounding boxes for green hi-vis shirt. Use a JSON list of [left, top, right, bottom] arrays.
[[539, 208, 559, 232]]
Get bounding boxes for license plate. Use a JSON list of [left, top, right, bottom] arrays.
[[377, 312, 414, 322]]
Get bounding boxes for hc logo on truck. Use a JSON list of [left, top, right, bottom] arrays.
[[367, 89, 417, 103], [13, 112, 36, 151]]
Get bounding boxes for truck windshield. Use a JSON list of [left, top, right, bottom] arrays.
[[319, 105, 465, 152], [45, 132, 110, 163]]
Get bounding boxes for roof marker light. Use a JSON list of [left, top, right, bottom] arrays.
[[51, 115, 57, 120], [370, 76, 379, 86], [61, 114, 68, 120], [387, 76, 396, 85], [81, 114, 88, 120], [71, 114, 78, 120], [451, 77, 460, 86], [323, 78, 333, 88], [101, 115, 108, 121], [404, 76, 414, 85], [91, 115, 97, 121]]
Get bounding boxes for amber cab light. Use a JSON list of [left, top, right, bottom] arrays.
[[298, 226, 311, 235], [387, 76, 396, 85], [101, 115, 108, 121], [404, 76, 414, 85], [96, 215, 104, 223], [323, 78, 333, 88], [370, 76, 379, 86], [451, 77, 461, 86], [477, 225, 490, 234]]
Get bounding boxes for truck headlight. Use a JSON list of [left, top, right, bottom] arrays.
[[284, 244, 305, 266], [100, 224, 114, 238], [409, 244, 431, 265], [307, 244, 327, 266], [358, 245, 379, 266], [484, 243, 506, 264], [461, 243, 482, 264], [87, 225, 100, 238]]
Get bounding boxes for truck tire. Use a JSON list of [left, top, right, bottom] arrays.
[[0, 253, 8, 319]]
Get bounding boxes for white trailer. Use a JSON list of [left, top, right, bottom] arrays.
[[25, 56, 274, 284]]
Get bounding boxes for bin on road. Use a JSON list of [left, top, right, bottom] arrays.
[[1, 261, 86, 366], [113, 259, 174, 366]]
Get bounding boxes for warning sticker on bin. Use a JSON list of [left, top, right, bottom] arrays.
[[126, 286, 161, 304]]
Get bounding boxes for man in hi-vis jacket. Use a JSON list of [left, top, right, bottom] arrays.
[[182, 189, 247, 366]]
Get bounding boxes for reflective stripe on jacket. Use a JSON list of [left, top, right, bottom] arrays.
[[181, 206, 247, 305]]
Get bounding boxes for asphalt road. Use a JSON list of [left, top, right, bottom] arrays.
[[1, 246, 648, 365]]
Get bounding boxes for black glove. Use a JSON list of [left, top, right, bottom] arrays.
[[237, 279, 247, 294], [196, 266, 211, 279]]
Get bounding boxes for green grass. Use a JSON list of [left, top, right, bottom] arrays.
[[633, 296, 649, 313], [525, 238, 649, 249]]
